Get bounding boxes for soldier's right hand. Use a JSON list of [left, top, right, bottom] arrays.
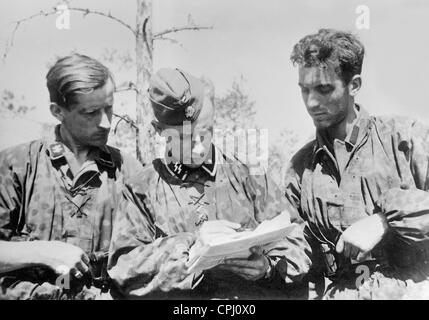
[[34, 240, 90, 280]]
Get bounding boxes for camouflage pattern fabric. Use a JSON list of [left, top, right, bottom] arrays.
[[108, 147, 311, 299], [0, 125, 144, 300], [285, 106, 429, 299]]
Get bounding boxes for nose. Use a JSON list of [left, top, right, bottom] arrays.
[[99, 110, 111, 130], [306, 91, 320, 111]]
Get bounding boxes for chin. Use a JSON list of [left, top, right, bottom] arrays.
[[186, 163, 203, 169], [90, 137, 108, 147], [313, 119, 333, 130]]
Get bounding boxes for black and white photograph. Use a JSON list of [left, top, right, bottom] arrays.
[[0, 0, 428, 305]]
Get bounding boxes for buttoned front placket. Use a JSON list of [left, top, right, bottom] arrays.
[[48, 145, 104, 254], [304, 107, 373, 246]]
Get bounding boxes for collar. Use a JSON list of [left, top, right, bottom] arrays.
[[164, 144, 218, 181], [313, 104, 371, 163], [45, 125, 116, 169]]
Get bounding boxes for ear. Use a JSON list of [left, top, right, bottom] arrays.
[[348, 75, 362, 97], [50, 103, 66, 122], [151, 120, 163, 135]]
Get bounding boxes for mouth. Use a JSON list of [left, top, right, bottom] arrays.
[[94, 131, 109, 139], [311, 112, 328, 118]]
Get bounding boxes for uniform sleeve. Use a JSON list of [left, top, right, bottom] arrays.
[[107, 183, 199, 298], [247, 168, 312, 284], [376, 119, 429, 245], [0, 142, 100, 300], [0, 144, 29, 240]]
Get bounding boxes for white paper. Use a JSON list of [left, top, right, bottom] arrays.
[[186, 212, 293, 274]]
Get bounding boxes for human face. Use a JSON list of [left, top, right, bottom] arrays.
[[298, 64, 352, 130], [61, 79, 114, 148], [160, 101, 214, 168]]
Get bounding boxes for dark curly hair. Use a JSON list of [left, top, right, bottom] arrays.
[[290, 29, 365, 84]]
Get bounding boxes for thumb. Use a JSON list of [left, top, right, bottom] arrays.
[[222, 220, 241, 229], [356, 251, 370, 262], [249, 246, 263, 255], [336, 236, 344, 254]]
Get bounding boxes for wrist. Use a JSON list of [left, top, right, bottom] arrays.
[[263, 255, 275, 280], [375, 212, 389, 235]]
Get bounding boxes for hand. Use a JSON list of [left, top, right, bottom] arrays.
[[336, 213, 389, 261], [34, 241, 90, 280], [216, 246, 270, 281]]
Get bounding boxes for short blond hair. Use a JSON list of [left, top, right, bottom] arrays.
[[46, 53, 114, 108]]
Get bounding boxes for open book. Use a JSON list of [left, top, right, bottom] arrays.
[[186, 212, 294, 274]]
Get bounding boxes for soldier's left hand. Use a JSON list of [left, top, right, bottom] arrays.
[[216, 246, 270, 281], [336, 213, 389, 261]]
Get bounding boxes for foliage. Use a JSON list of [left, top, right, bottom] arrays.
[[0, 90, 36, 116]]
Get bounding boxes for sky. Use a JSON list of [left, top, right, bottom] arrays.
[[1, 0, 429, 150]]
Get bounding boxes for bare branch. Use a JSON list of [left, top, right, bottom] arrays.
[[115, 81, 139, 94], [156, 35, 186, 50], [113, 113, 138, 134], [154, 25, 213, 39], [3, 8, 57, 61], [3, 6, 135, 61], [68, 7, 135, 35]]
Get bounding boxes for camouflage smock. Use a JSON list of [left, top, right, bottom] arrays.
[[0, 126, 144, 300], [108, 146, 311, 299], [284, 105, 429, 299]]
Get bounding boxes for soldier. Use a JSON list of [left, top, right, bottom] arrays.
[[107, 68, 311, 299], [0, 54, 146, 299], [285, 28, 429, 299]]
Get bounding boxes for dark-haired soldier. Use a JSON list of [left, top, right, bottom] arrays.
[[0, 54, 145, 299], [107, 68, 311, 299], [285, 29, 429, 299]]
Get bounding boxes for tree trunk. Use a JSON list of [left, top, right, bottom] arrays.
[[135, 0, 154, 165]]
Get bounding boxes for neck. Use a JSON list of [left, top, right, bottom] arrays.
[[59, 125, 90, 163], [325, 102, 357, 142], [165, 144, 213, 169]]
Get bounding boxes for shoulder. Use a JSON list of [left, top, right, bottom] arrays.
[[288, 139, 316, 177], [372, 115, 429, 143], [0, 140, 43, 168]]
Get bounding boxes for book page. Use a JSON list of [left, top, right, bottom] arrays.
[[186, 212, 293, 274]]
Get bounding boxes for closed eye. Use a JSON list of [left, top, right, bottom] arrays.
[[316, 85, 334, 95]]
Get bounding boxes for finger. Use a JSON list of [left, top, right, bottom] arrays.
[[75, 259, 90, 275], [343, 242, 351, 258], [81, 253, 90, 266], [249, 246, 263, 255], [224, 258, 262, 269], [221, 265, 258, 279], [72, 268, 84, 279], [356, 251, 370, 262], [349, 246, 360, 261], [336, 236, 344, 254]]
